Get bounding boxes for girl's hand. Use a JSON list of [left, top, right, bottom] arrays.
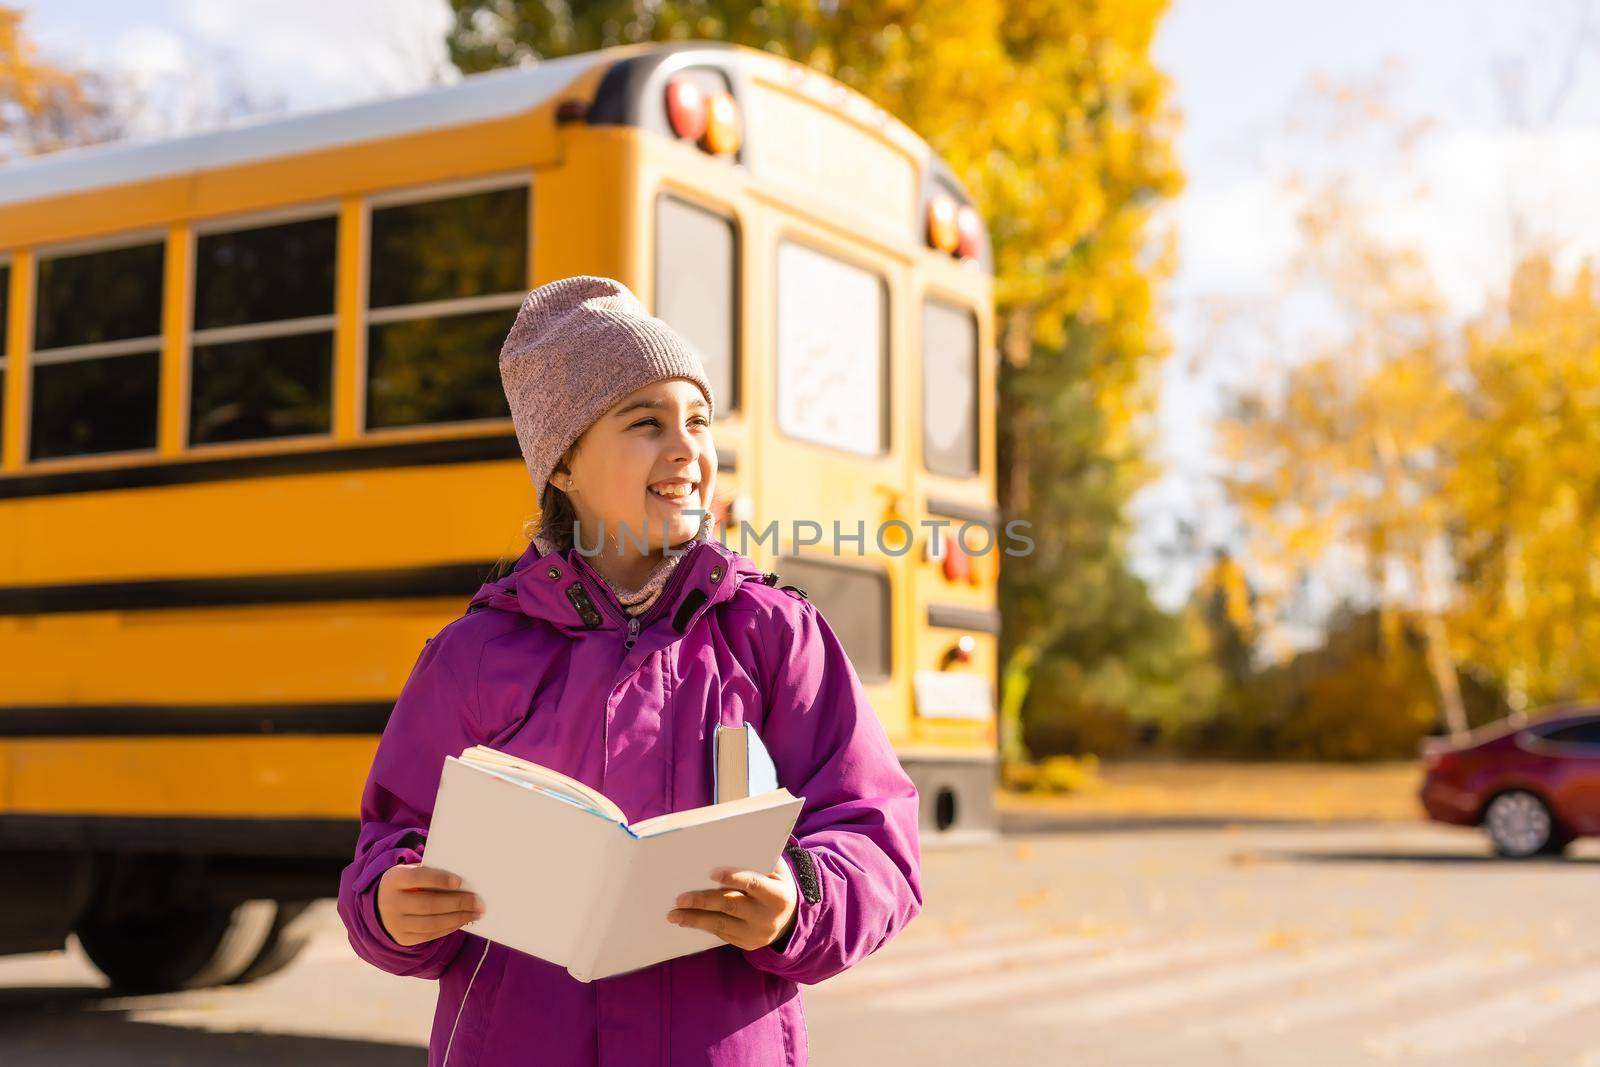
[[375, 862, 485, 947], [667, 862, 799, 951]]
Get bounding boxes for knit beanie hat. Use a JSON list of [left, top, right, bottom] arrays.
[[498, 275, 716, 500]]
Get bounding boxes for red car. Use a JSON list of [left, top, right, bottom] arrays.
[[1419, 708, 1600, 857]]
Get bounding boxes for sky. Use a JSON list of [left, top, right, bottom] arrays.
[[20, 0, 1600, 617], [1142, 0, 1600, 614], [21, 0, 457, 134]]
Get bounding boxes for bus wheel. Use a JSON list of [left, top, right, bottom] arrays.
[[77, 898, 279, 993], [231, 900, 315, 984]]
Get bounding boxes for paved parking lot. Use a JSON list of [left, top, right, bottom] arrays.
[[2, 817, 1596, 1065]]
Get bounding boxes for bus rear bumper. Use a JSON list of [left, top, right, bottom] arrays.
[[900, 753, 999, 847]]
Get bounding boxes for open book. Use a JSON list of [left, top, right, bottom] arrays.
[[421, 745, 803, 982]]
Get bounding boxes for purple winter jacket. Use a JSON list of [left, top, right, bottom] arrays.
[[335, 534, 924, 1066]]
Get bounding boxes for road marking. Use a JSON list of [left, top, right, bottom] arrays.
[[1185, 950, 1535, 1041], [823, 930, 1145, 994], [858, 921, 1045, 964], [301, 938, 360, 964], [1012, 938, 1406, 1027], [1365, 963, 1600, 1058], [866, 934, 1262, 1013]]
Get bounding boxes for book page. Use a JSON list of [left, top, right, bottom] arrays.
[[629, 788, 797, 837], [423, 756, 627, 969], [459, 745, 627, 824], [584, 793, 803, 981]]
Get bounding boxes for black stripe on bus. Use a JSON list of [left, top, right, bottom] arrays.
[[927, 604, 1002, 634], [0, 702, 393, 737], [0, 434, 738, 501], [0, 814, 359, 857], [0, 433, 525, 500], [0, 561, 502, 616]]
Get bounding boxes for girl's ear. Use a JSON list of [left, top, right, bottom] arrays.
[[555, 439, 585, 489], [550, 455, 575, 493]]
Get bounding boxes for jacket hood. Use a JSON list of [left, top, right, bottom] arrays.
[[466, 535, 769, 638]]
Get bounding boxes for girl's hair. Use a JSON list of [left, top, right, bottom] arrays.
[[530, 447, 580, 553], [487, 450, 578, 582], [529, 477, 578, 553]]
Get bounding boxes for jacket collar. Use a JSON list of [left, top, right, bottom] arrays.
[[467, 535, 766, 638]]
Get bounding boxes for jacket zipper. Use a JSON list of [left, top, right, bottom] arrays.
[[571, 541, 709, 648], [442, 938, 491, 1066], [637, 543, 705, 629]]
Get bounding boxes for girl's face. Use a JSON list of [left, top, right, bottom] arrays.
[[560, 378, 716, 555]]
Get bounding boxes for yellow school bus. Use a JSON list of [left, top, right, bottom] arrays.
[[0, 40, 999, 989]]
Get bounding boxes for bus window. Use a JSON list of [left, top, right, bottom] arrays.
[[773, 555, 891, 683], [190, 215, 337, 445], [774, 240, 887, 456], [31, 240, 163, 460], [654, 193, 738, 414], [922, 296, 978, 478], [364, 184, 526, 430]]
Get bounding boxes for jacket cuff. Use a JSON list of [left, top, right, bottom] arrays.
[[743, 838, 821, 972], [358, 854, 412, 951], [345, 836, 467, 975], [351, 827, 426, 896]]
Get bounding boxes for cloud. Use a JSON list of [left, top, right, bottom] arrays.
[[1172, 123, 1600, 321], [175, 0, 457, 108], [1382, 125, 1600, 309], [1162, 171, 1301, 298], [24, 0, 457, 136]]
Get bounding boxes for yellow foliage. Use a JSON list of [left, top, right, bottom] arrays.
[[1001, 752, 1105, 795], [1221, 94, 1600, 714], [1449, 254, 1600, 706], [0, 5, 103, 158]]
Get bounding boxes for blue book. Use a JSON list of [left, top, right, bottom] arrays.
[[713, 722, 779, 803]]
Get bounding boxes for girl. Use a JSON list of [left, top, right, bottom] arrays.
[[336, 276, 924, 1066]]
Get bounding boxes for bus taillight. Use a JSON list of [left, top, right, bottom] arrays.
[[942, 634, 977, 669], [665, 77, 708, 141], [664, 77, 740, 157], [703, 91, 741, 155], [942, 539, 970, 582], [956, 204, 983, 261], [927, 195, 959, 254]]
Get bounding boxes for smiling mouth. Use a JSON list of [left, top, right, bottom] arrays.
[[648, 482, 700, 504]]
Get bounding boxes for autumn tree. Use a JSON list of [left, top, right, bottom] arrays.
[[447, 0, 1189, 758], [1214, 72, 1475, 742], [0, 6, 119, 160], [1218, 192, 1470, 737], [1219, 78, 1600, 742], [1450, 254, 1600, 711], [1194, 548, 1257, 688]]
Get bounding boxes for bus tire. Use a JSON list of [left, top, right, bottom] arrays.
[[76, 898, 279, 993], [231, 900, 315, 984]]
